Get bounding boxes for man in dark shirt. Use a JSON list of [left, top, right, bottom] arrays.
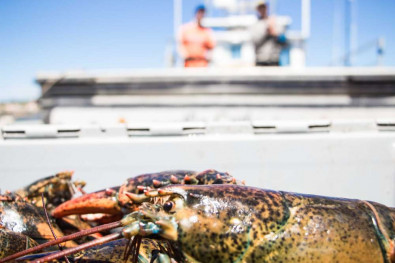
[[250, 1, 286, 66]]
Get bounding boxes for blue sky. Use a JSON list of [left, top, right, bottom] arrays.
[[1, 0, 394, 102]]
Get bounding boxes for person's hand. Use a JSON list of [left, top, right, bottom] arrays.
[[267, 16, 278, 36]]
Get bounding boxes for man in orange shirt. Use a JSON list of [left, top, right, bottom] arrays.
[[179, 5, 215, 67]]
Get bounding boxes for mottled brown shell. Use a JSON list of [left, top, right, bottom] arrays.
[[0, 196, 75, 247], [118, 169, 237, 207], [161, 185, 394, 263], [0, 228, 38, 259]]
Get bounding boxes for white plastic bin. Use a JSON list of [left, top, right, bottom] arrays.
[[1, 120, 394, 206]]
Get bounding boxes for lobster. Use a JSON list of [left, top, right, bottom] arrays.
[[51, 169, 240, 222], [0, 170, 240, 262], [14, 171, 86, 212], [0, 192, 77, 260], [4, 184, 394, 263], [0, 172, 92, 260], [0, 227, 38, 259]]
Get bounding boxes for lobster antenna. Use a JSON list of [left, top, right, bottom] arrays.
[[0, 221, 122, 263], [28, 232, 122, 263], [41, 193, 71, 263]]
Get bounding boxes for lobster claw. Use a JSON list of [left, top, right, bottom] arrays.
[[51, 187, 121, 218]]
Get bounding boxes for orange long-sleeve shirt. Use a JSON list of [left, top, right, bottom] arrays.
[[179, 22, 215, 67]]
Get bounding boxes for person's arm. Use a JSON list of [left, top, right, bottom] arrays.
[[250, 22, 268, 47], [268, 17, 288, 46], [276, 33, 287, 46], [205, 29, 215, 50], [267, 16, 278, 37], [177, 26, 188, 59]]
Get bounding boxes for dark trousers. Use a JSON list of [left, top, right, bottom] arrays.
[[256, 61, 279, 66]]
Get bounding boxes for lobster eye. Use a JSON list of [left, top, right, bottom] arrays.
[[163, 201, 175, 213]]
